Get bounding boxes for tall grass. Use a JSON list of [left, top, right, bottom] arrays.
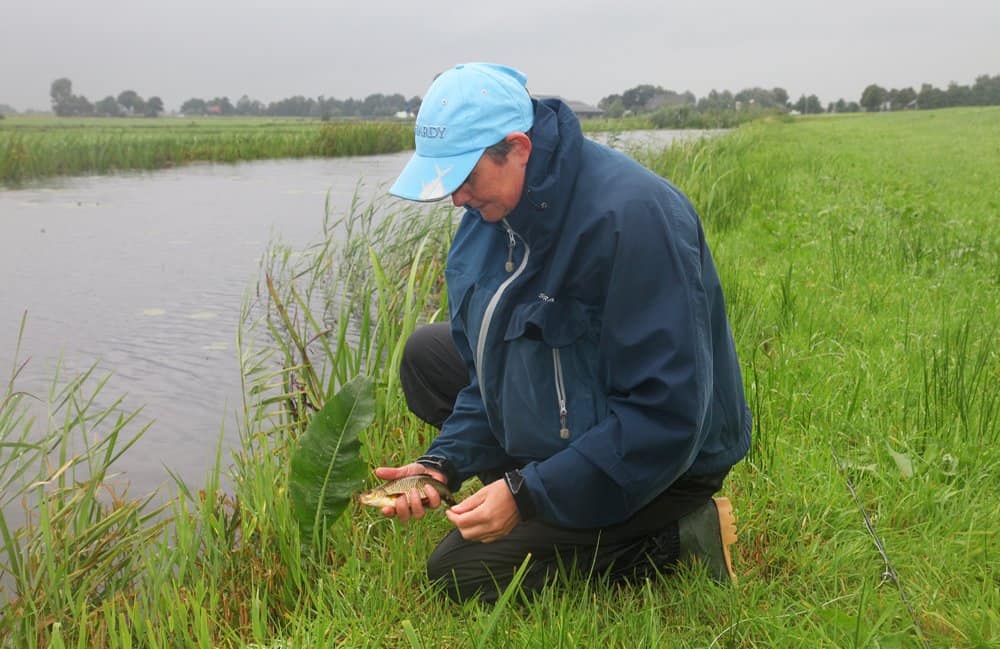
[[0, 118, 414, 185], [2, 106, 998, 647]]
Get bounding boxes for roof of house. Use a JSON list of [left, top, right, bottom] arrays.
[[532, 95, 604, 116]]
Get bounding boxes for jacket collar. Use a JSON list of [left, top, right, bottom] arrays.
[[505, 98, 582, 242]]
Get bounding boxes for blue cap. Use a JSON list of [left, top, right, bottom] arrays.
[[390, 63, 534, 202]]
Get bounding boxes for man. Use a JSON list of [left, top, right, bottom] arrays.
[[377, 62, 751, 603]]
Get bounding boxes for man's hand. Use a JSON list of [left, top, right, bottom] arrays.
[[445, 478, 520, 543], [374, 463, 448, 523]]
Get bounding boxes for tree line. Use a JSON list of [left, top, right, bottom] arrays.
[[49, 79, 164, 117], [598, 74, 1000, 118], [46, 78, 422, 120], [37, 73, 1000, 120]]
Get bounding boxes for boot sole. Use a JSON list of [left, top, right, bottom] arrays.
[[713, 496, 738, 583]]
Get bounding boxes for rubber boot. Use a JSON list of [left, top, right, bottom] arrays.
[[677, 496, 738, 584]]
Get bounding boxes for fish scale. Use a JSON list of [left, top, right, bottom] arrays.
[[358, 475, 456, 508]]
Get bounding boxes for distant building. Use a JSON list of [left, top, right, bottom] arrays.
[[532, 95, 604, 119]]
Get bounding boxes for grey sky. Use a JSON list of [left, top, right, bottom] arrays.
[[2, 0, 998, 112]]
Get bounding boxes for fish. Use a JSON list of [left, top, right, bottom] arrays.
[[358, 475, 456, 509]]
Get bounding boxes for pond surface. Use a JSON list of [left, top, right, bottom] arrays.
[[0, 129, 717, 497]]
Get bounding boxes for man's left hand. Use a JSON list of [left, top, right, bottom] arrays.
[[445, 478, 520, 543]]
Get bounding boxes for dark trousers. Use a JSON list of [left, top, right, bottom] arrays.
[[400, 322, 727, 603]]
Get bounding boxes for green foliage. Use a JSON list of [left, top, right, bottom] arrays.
[[289, 375, 373, 543], [861, 84, 887, 111]]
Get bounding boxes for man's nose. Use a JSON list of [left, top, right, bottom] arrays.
[[451, 187, 468, 207]]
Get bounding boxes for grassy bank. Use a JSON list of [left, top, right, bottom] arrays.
[[1, 112, 764, 186], [2, 107, 997, 647], [0, 116, 414, 185]]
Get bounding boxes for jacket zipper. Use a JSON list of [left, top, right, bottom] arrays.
[[553, 348, 570, 439], [475, 218, 530, 398]]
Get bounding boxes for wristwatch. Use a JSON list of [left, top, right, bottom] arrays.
[[504, 469, 536, 520]]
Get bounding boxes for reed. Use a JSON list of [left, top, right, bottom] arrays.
[[0, 118, 413, 185], [1, 106, 997, 647]]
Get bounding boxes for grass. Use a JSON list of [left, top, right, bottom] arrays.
[[0, 116, 415, 185], [1, 106, 998, 647], [1, 112, 758, 186]]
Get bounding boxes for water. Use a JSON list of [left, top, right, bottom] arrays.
[[0, 129, 717, 498], [0, 154, 413, 495]]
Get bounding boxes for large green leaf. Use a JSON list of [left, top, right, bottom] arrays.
[[289, 374, 373, 543]]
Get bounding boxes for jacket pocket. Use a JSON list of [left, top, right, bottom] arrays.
[[500, 300, 598, 455]]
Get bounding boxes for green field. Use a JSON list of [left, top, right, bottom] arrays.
[[0, 116, 414, 185], [1, 107, 997, 647]]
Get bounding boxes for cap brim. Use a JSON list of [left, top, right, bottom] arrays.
[[389, 148, 484, 202]]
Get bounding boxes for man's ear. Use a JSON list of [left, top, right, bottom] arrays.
[[506, 132, 532, 165]]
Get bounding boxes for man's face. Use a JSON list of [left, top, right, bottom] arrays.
[[450, 136, 530, 222]]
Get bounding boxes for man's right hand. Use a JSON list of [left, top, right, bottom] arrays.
[[373, 463, 448, 523]]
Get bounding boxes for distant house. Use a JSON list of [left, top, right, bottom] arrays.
[[532, 95, 604, 119]]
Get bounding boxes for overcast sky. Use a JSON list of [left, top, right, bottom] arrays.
[[2, 0, 998, 112]]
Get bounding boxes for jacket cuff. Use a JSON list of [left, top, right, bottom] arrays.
[[504, 469, 537, 521], [415, 455, 461, 492]]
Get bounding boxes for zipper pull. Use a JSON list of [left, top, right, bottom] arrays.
[[559, 408, 570, 439], [553, 348, 570, 439], [505, 227, 516, 272]]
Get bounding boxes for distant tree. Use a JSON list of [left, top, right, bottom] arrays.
[[342, 97, 362, 117], [734, 87, 787, 110], [50, 78, 74, 115], [621, 84, 661, 112], [144, 96, 164, 117], [697, 89, 735, 111], [772, 87, 789, 108], [844, 101, 861, 113], [95, 95, 124, 117], [971, 74, 1000, 105], [117, 90, 145, 115], [72, 95, 94, 116], [50, 77, 95, 116], [180, 98, 207, 115], [917, 83, 946, 109], [603, 97, 626, 118], [235, 94, 264, 116], [406, 95, 422, 116], [359, 92, 406, 117], [207, 97, 235, 115], [0, 103, 16, 115], [267, 95, 313, 117], [834, 98, 847, 113], [860, 84, 887, 112], [888, 87, 916, 110], [944, 81, 972, 107]]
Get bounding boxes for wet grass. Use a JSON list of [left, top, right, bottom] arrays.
[[1, 106, 997, 647], [0, 116, 414, 185]]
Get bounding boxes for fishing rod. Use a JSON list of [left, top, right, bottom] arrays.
[[831, 444, 931, 649]]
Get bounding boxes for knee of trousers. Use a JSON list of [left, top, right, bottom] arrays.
[[399, 326, 439, 418], [425, 538, 508, 604]]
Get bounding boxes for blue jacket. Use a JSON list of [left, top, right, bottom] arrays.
[[425, 98, 751, 528]]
